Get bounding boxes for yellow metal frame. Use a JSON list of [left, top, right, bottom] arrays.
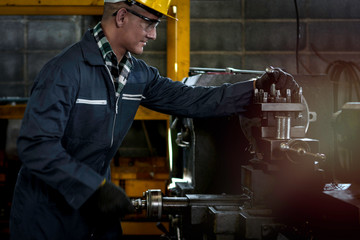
[[167, 0, 190, 82], [0, 104, 169, 120], [0, 104, 26, 119], [0, 0, 103, 15]]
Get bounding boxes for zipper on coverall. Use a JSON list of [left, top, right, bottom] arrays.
[[105, 66, 119, 148]]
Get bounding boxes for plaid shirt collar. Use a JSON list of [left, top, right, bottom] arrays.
[[92, 22, 132, 94]]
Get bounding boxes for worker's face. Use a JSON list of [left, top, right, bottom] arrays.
[[120, 6, 159, 55]]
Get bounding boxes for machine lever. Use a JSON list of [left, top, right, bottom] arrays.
[[156, 222, 173, 239], [189, 67, 265, 75], [175, 132, 190, 148], [280, 142, 326, 161]]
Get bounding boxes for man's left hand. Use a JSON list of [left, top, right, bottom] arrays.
[[256, 66, 300, 95]]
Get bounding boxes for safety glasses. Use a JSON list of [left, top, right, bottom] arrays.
[[113, 8, 161, 32]]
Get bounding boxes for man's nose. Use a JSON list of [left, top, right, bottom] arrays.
[[146, 27, 157, 40]]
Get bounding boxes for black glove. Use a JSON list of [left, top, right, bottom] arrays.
[[255, 66, 299, 96], [81, 181, 135, 222]]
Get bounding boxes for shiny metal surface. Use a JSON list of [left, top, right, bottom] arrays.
[[145, 189, 163, 219], [275, 116, 291, 140]]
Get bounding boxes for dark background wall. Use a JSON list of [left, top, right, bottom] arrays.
[[1, 0, 360, 99]]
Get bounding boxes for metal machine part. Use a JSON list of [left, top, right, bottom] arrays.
[[171, 72, 260, 195], [132, 189, 249, 219], [171, 69, 327, 199], [250, 84, 311, 139], [240, 79, 327, 207], [235, 74, 359, 239], [131, 189, 251, 239], [189, 67, 265, 75], [280, 139, 326, 164], [136, 70, 360, 239], [275, 116, 291, 140], [243, 97, 323, 165]]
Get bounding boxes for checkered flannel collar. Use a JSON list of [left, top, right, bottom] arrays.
[[92, 22, 132, 94]]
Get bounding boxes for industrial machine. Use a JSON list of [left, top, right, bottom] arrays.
[[130, 68, 360, 240]]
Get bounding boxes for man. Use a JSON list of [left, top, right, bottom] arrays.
[[9, 0, 299, 239]]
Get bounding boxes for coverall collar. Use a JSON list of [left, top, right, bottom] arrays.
[[79, 30, 106, 66]]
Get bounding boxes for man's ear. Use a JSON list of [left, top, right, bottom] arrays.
[[115, 8, 127, 27]]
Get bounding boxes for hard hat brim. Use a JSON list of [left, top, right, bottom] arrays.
[[135, 0, 178, 21]]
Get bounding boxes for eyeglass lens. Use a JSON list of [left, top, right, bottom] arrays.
[[112, 8, 160, 32]]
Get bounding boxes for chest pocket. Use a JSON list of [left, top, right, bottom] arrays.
[[118, 83, 146, 119], [67, 97, 109, 141]]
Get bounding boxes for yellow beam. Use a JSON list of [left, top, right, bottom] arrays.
[[0, 6, 103, 15], [1, 0, 103, 6], [0, 104, 168, 120], [0, 104, 26, 119], [166, 0, 190, 82], [0, 0, 104, 15], [134, 106, 169, 120], [121, 222, 169, 236]]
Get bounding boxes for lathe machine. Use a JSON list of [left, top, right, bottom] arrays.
[[130, 68, 360, 240]]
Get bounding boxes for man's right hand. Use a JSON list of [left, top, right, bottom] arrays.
[[82, 181, 135, 221]]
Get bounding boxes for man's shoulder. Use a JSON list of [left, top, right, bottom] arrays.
[[43, 42, 83, 75], [52, 30, 99, 65], [56, 42, 83, 62]]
